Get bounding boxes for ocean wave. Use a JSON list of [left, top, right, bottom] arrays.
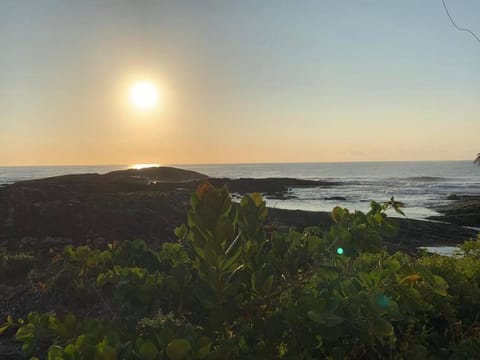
[[399, 176, 450, 182]]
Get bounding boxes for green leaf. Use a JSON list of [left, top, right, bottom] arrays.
[[371, 318, 394, 339], [96, 273, 108, 287], [196, 336, 212, 359], [64, 313, 76, 332], [374, 213, 383, 225], [22, 342, 33, 354], [166, 339, 192, 360], [76, 334, 87, 349], [16, 324, 35, 342], [139, 341, 159, 360], [47, 345, 64, 360], [307, 311, 343, 327], [431, 274, 449, 296], [262, 274, 274, 294], [95, 343, 117, 360], [174, 224, 188, 239], [0, 325, 9, 335], [64, 344, 77, 359], [384, 258, 400, 272], [221, 241, 243, 272]]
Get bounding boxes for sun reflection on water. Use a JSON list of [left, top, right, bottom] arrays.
[[130, 163, 162, 170]]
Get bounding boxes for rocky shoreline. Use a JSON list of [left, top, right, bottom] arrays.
[[428, 195, 480, 228], [0, 168, 336, 248], [1, 166, 478, 253]]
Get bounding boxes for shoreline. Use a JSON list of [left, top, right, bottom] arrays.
[[0, 167, 478, 254], [427, 195, 480, 227]]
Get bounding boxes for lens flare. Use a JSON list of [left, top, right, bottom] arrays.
[[376, 294, 390, 308]]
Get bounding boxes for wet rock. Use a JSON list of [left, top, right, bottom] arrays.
[[324, 196, 347, 201], [0, 284, 27, 301], [88, 236, 108, 249], [0, 342, 19, 359], [217, 177, 339, 195], [4, 208, 14, 227], [41, 236, 73, 248], [0, 284, 14, 296], [265, 192, 298, 200], [19, 237, 38, 249], [429, 195, 480, 227]]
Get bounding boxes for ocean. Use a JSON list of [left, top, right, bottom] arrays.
[[1, 161, 479, 220]]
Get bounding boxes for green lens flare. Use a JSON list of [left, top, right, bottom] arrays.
[[376, 294, 389, 308], [336, 247, 344, 255]]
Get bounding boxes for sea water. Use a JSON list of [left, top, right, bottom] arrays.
[[1, 161, 480, 220], [182, 161, 480, 219]]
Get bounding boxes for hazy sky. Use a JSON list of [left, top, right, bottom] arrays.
[[1, 0, 479, 165]]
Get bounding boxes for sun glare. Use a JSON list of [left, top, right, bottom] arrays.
[[130, 163, 161, 170], [130, 82, 159, 110]]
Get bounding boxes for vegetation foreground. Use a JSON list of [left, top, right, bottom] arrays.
[[1, 183, 480, 359]]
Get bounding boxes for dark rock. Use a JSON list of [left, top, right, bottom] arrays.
[[265, 192, 298, 200], [4, 208, 14, 227], [0, 170, 197, 248], [219, 177, 339, 195], [429, 195, 480, 227], [392, 217, 478, 253], [267, 208, 332, 230], [41, 236, 73, 248], [18, 237, 38, 249], [0, 342, 19, 359], [0, 284, 26, 301], [105, 166, 208, 183], [89, 237, 107, 248], [324, 196, 347, 201], [446, 194, 459, 200]]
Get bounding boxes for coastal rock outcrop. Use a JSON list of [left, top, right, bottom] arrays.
[[428, 195, 480, 227], [0, 168, 340, 248]]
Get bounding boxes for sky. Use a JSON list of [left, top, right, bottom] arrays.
[[1, 0, 479, 165]]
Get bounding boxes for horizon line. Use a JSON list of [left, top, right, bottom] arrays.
[[0, 159, 475, 168]]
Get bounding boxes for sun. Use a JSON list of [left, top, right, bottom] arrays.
[[130, 82, 159, 110], [130, 163, 161, 169]]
